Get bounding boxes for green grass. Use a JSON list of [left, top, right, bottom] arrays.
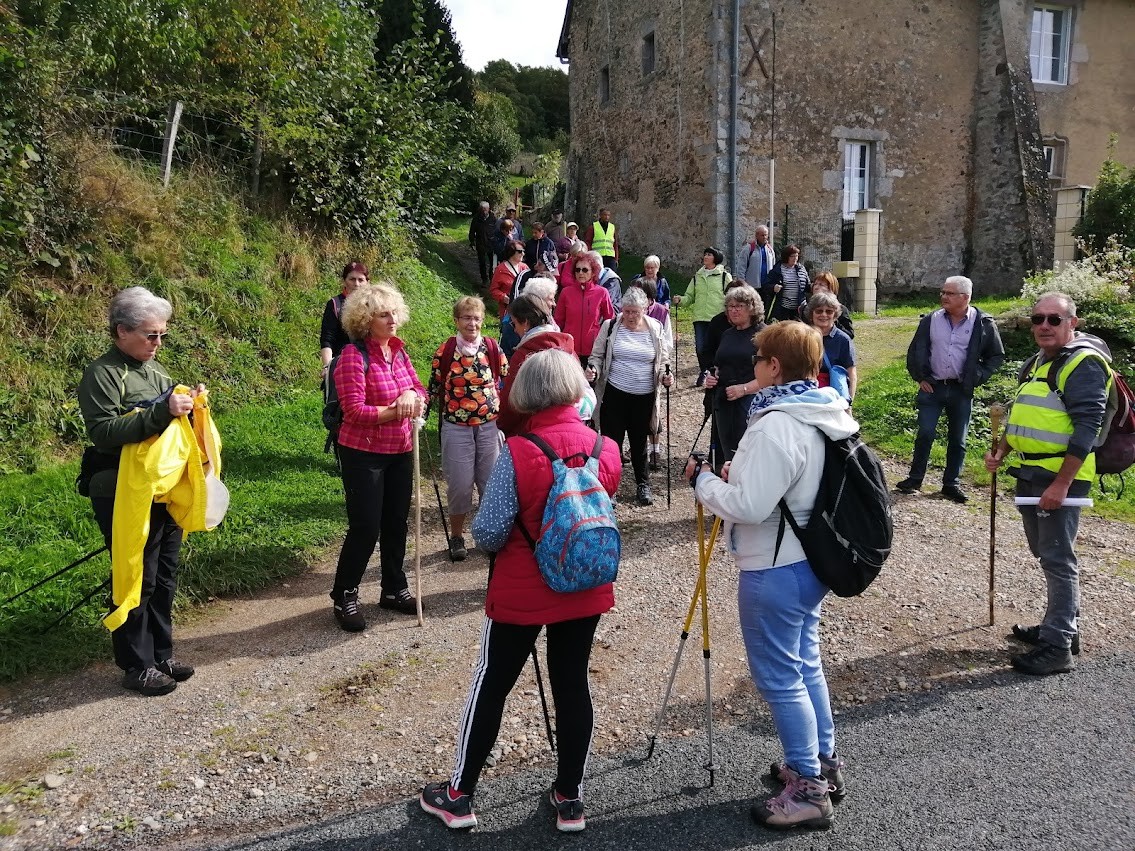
[[874, 293, 1027, 318], [0, 198, 476, 681], [854, 309, 1135, 522]]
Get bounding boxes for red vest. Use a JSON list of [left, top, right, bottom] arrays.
[[486, 406, 621, 625]]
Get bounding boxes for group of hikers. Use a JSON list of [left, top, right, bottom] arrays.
[[74, 199, 1120, 833]]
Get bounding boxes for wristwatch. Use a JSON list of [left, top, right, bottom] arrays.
[[689, 458, 706, 488]]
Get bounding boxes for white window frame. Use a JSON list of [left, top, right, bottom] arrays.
[[842, 142, 872, 219], [1030, 5, 1071, 85]]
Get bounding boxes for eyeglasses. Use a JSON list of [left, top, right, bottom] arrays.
[[1031, 313, 1068, 326], [812, 308, 836, 315], [140, 331, 169, 342], [574, 266, 591, 274], [751, 354, 770, 365], [458, 315, 483, 322], [940, 290, 962, 297]]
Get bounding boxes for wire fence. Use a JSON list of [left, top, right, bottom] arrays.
[[782, 204, 848, 273]]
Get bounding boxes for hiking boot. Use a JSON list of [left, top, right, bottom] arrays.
[[448, 535, 467, 562], [155, 658, 195, 682], [769, 753, 847, 802], [122, 667, 177, 697], [895, 478, 922, 494], [420, 781, 477, 829], [333, 587, 366, 632], [379, 588, 419, 616], [694, 372, 706, 388], [751, 775, 833, 830], [1012, 641, 1074, 676], [549, 788, 586, 832], [1010, 623, 1080, 656], [635, 483, 654, 506], [941, 484, 968, 503]]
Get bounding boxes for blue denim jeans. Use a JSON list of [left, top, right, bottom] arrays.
[[692, 321, 713, 374], [1016, 479, 1081, 649], [738, 561, 835, 779], [908, 381, 973, 487]]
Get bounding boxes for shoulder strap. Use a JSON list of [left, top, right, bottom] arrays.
[[589, 433, 605, 461], [748, 241, 756, 261], [484, 337, 502, 382], [332, 294, 344, 318], [440, 336, 459, 378], [354, 340, 370, 373], [522, 432, 560, 463]]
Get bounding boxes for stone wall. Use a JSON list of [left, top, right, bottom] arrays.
[[563, 0, 1068, 293]]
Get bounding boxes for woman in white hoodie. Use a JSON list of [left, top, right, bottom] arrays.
[[683, 320, 857, 831]]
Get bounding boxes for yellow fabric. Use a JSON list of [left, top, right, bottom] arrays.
[[105, 389, 224, 632], [591, 221, 615, 256]]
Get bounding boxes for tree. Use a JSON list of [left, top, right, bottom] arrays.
[[1075, 136, 1135, 253], [476, 60, 568, 150], [370, 0, 474, 108]]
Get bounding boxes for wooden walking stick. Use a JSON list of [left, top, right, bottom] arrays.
[[412, 416, 424, 626], [988, 403, 1006, 627]]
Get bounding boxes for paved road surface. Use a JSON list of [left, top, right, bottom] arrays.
[[200, 652, 1135, 851]]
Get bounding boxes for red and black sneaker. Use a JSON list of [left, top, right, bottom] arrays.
[[420, 781, 477, 829]]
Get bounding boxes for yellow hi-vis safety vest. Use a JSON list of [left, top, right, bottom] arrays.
[[1005, 350, 1112, 483], [591, 221, 615, 257], [105, 389, 228, 632]]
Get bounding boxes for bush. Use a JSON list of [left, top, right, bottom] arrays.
[[1074, 136, 1135, 253]]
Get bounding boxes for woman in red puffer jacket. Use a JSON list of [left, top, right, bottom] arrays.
[[420, 348, 620, 834]]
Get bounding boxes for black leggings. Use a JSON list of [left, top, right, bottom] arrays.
[[601, 383, 655, 485], [450, 615, 601, 799], [333, 445, 412, 597]]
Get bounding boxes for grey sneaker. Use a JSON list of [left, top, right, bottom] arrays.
[[1012, 641, 1073, 676], [122, 667, 177, 697], [448, 536, 467, 562], [333, 587, 366, 632], [420, 781, 477, 829], [155, 658, 195, 682], [751, 775, 833, 830], [549, 788, 585, 832], [770, 753, 846, 801]]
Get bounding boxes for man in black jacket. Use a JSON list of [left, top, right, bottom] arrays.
[[897, 275, 1005, 503], [468, 201, 496, 285]]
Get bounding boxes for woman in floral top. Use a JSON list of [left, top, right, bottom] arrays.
[[429, 296, 509, 561]]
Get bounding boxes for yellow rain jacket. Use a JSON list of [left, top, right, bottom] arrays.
[[105, 389, 227, 631]]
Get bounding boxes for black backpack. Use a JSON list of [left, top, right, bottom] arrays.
[[322, 341, 369, 452], [774, 428, 893, 597]]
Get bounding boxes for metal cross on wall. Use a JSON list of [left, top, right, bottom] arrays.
[[743, 25, 772, 79]]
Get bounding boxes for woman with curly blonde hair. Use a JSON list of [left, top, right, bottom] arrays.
[[331, 282, 428, 630]]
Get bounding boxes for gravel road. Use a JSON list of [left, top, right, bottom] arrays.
[[2, 308, 1134, 851]]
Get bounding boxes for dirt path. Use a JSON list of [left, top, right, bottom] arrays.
[[2, 248, 1133, 850]]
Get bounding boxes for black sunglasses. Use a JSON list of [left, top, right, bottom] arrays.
[[1031, 313, 1067, 326], [751, 354, 770, 365], [574, 266, 591, 273]]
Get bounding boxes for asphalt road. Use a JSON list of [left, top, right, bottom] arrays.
[[200, 652, 1135, 851]]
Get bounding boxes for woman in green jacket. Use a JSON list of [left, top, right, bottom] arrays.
[[673, 247, 732, 387]]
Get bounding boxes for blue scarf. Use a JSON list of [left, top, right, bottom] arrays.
[[746, 379, 820, 419]]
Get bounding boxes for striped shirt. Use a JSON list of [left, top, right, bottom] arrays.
[[607, 325, 656, 394], [335, 336, 427, 454]]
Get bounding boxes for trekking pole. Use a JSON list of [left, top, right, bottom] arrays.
[[531, 648, 556, 752], [412, 416, 425, 626], [40, 578, 111, 635], [2, 545, 107, 608], [421, 402, 453, 558], [665, 364, 672, 510], [646, 502, 722, 788], [988, 403, 1006, 627]]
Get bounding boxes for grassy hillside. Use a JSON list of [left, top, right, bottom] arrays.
[[0, 153, 475, 681]]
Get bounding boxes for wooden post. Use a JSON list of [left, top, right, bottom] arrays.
[[988, 403, 1006, 626], [160, 100, 183, 189], [249, 130, 263, 196]]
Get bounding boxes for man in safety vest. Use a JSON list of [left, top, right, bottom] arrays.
[[584, 208, 620, 272], [985, 292, 1112, 676]]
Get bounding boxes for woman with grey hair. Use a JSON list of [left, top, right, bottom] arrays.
[[631, 254, 671, 306], [78, 286, 205, 696], [421, 349, 621, 834], [586, 287, 673, 505], [519, 275, 560, 330], [803, 291, 857, 402], [704, 284, 767, 463]]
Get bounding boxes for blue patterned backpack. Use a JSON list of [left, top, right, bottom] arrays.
[[518, 432, 621, 593]]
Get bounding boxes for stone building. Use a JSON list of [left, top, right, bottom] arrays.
[[556, 0, 1135, 300]]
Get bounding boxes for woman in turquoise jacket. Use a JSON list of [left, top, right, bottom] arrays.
[[673, 247, 732, 386]]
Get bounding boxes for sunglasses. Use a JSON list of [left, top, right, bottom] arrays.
[[751, 354, 770, 365], [1031, 313, 1067, 326], [140, 331, 169, 342], [574, 266, 592, 273], [940, 290, 962, 297]]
